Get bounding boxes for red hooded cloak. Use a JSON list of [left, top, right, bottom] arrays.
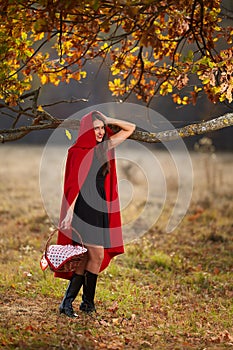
[[55, 111, 124, 280]]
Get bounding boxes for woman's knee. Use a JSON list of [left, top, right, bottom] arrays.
[[88, 246, 104, 264], [93, 250, 104, 265]]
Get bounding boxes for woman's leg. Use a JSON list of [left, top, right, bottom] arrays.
[[59, 253, 88, 318], [59, 273, 84, 318], [85, 245, 104, 274], [80, 245, 104, 313]]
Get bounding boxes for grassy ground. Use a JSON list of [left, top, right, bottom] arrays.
[[0, 145, 232, 349]]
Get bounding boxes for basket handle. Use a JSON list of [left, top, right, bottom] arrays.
[[45, 227, 85, 255]]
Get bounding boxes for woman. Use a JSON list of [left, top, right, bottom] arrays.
[[56, 111, 135, 318]]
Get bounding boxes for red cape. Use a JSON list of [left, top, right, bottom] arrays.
[[55, 111, 124, 280]]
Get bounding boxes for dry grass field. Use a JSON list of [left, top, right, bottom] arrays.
[[0, 144, 232, 349]]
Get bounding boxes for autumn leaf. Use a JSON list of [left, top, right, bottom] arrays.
[[109, 78, 125, 96], [108, 301, 119, 313], [40, 75, 48, 85], [65, 129, 72, 140], [37, 105, 44, 112]]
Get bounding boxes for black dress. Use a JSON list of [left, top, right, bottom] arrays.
[[71, 150, 111, 247]]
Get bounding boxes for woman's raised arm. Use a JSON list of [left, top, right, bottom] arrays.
[[99, 113, 136, 148]]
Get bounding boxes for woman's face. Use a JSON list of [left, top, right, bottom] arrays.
[[93, 119, 105, 142]]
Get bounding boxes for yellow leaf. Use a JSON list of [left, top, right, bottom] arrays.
[[172, 94, 182, 104], [34, 32, 45, 41], [194, 86, 202, 93], [40, 75, 48, 85], [130, 46, 139, 53], [214, 26, 221, 31], [115, 78, 123, 87], [80, 71, 87, 78], [50, 74, 60, 86], [59, 58, 65, 65], [38, 105, 44, 112], [63, 40, 73, 51], [202, 78, 210, 85], [111, 66, 121, 76], [100, 42, 109, 51], [182, 96, 189, 105], [167, 82, 173, 93], [21, 32, 27, 40], [130, 78, 138, 86], [219, 93, 226, 102], [65, 129, 72, 140]]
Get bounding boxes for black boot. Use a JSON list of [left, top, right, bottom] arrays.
[[59, 273, 84, 318], [79, 270, 98, 314]]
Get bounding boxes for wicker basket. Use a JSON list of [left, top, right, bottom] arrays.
[[40, 227, 87, 272]]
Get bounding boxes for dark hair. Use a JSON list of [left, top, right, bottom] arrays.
[[92, 112, 110, 176]]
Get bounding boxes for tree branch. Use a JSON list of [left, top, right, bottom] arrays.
[[0, 113, 232, 143]]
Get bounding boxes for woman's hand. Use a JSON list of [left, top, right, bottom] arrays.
[[60, 208, 73, 230], [96, 111, 109, 124], [96, 111, 136, 148]]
